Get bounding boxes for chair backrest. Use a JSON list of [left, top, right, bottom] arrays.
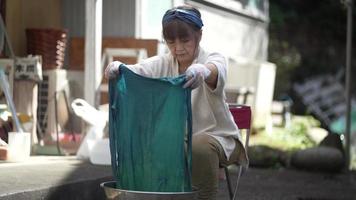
[[229, 104, 252, 154], [229, 104, 251, 130]]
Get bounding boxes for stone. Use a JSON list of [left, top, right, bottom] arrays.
[[291, 146, 344, 172], [248, 145, 287, 168], [319, 133, 344, 152]]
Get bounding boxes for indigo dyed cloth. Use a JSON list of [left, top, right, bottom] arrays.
[[108, 65, 192, 192]]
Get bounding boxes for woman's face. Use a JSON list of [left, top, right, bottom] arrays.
[[166, 35, 198, 64], [163, 19, 202, 65]]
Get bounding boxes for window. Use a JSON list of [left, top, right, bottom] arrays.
[[187, 0, 269, 23]]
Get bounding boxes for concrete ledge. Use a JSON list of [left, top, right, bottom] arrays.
[[0, 156, 113, 200]]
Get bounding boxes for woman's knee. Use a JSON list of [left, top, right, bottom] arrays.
[[192, 134, 217, 158]]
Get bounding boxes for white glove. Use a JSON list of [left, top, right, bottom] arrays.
[[104, 61, 122, 79], [183, 63, 211, 89]]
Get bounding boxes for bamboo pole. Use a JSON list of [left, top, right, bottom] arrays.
[[345, 0, 353, 170]]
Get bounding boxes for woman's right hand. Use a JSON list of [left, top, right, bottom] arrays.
[[105, 61, 122, 79]]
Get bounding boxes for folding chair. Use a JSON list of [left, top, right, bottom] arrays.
[[223, 104, 251, 200]]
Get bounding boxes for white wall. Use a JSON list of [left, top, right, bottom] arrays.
[[200, 10, 268, 61], [186, 0, 269, 61]]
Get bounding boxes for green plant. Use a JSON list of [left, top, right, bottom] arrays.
[[250, 115, 319, 151]]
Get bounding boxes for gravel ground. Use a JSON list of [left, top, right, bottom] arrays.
[[1, 156, 355, 200], [217, 167, 356, 200]]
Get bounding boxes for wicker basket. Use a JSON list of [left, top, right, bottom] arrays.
[[26, 28, 68, 70]]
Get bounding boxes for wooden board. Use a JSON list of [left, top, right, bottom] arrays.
[[69, 37, 158, 70]]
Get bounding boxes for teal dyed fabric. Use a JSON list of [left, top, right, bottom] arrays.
[[108, 65, 192, 192]]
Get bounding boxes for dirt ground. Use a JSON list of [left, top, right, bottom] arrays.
[[217, 167, 356, 200]]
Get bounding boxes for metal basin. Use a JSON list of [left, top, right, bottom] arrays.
[[100, 181, 198, 200]]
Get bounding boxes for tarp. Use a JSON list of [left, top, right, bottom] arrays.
[[330, 108, 356, 135], [108, 65, 192, 192]]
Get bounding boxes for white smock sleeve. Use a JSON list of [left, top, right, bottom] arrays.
[[204, 52, 228, 95]]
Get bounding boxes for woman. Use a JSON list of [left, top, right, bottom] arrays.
[[105, 5, 248, 200]]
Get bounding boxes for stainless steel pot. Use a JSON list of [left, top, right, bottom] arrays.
[[101, 181, 198, 200]]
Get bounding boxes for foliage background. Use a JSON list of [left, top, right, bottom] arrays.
[[268, 0, 356, 106]]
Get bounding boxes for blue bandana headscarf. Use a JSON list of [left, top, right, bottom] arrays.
[[162, 9, 204, 29]]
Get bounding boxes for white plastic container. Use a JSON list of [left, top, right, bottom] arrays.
[[88, 138, 111, 165], [7, 132, 31, 162]]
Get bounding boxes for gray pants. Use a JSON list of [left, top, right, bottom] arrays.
[[192, 134, 245, 200]]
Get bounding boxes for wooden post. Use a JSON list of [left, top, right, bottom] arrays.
[[84, 0, 102, 107]]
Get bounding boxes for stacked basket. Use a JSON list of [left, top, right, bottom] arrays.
[[26, 28, 68, 70]]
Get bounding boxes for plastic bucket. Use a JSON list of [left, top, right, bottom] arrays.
[[7, 132, 31, 162], [100, 181, 198, 200]]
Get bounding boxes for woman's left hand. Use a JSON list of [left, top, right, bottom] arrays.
[[183, 64, 211, 89]]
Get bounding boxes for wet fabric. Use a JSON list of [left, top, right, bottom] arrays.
[[108, 65, 192, 192]]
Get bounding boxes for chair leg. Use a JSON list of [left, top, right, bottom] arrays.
[[232, 166, 243, 200], [224, 167, 233, 200], [224, 165, 244, 200]]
